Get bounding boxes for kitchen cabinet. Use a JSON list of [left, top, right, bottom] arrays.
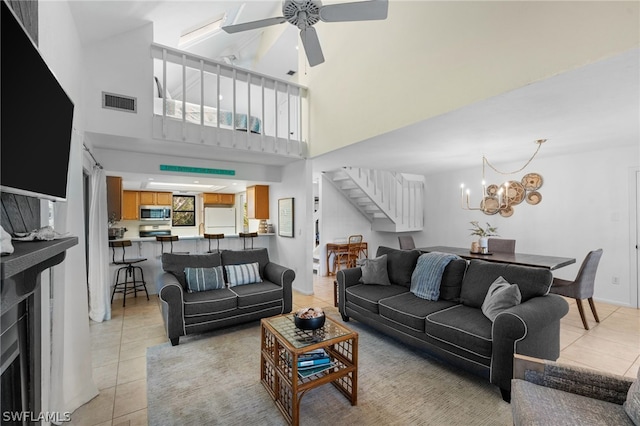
[[247, 185, 269, 219], [203, 193, 235, 205], [139, 191, 173, 206], [106, 176, 122, 221], [122, 190, 140, 220]]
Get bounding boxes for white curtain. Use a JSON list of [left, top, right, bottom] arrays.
[[88, 166, 111, 322]]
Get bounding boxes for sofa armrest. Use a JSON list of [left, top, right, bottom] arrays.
[[513, 354, 634, 404], [264, 262, 295, 314], [337, 267, 363, 315], [490, 294, 569, 392], [158, 272, 185, 345]]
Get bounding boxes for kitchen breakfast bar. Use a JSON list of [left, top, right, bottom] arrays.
[[108, 233, 276, 297]]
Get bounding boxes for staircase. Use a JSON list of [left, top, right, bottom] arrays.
[[323, 167, 424, 232]]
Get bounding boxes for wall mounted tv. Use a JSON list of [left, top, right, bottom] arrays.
[[1, 1, 75, 202]]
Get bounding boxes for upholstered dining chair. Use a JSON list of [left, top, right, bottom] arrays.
[[549, 249, 603, 330], [398, 235, 416, 250], [488, 238, 516, 253]]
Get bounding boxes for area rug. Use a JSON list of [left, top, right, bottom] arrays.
[[147, 314, 512, 425]]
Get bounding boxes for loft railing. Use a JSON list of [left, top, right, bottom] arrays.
[[150, 43, 309, 158]]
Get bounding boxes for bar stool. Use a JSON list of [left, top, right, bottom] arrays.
[[239, 232, 257, 250], [156, 235, 189, 254], [204, 233, 224, 253], [109, 240, 149, 307]]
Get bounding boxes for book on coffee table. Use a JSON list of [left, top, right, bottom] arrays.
[[297, 361, 337, 379]]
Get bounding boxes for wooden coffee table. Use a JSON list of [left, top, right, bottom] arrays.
[[260, 314, 358, 426]]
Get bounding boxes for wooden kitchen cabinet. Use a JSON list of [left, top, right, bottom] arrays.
[[122, 190, 140, 220], [203, 193, 235, 205], [247, 185, 269, 219], [106, 176, 122, 221], [139, 191, 173, 206]]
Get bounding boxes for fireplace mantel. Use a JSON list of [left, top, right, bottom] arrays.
[[1, 237, 78, 313]]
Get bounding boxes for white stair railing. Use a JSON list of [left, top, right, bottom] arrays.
[[150, 43, 309, 158]]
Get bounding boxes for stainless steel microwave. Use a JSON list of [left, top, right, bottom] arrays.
[[140, 206, 171, 221]]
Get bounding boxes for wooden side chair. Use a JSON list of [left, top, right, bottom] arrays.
[[549, 249, 603, 330]]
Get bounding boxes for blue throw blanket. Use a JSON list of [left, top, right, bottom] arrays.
[[410, 252, 460, 300]]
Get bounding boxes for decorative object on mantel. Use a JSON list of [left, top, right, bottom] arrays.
[[469, 221, 499, 254], [12, 226, 69, 242], [1, 225, 14, 255], [460, 139, 546, 217]]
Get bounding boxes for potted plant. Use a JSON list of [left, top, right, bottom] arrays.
[[469, 221, 499, 253]]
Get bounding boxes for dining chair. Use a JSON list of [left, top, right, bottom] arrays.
[[549, 249, 603, 330], [487, 238, 516, 253], [333, 235, 363, 273], [398, 235, 416, 250]]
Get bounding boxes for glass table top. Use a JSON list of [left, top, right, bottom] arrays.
[[264, 314, 353, 349]]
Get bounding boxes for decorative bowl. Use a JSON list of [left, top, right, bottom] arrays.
[[294, 313, 325, 330]]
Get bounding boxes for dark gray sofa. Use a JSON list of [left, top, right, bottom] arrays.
[[337, 246, 569, 401], [158, 248, 294, 345]]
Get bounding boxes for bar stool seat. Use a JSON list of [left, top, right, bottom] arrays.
[[239, 232, 258, 250], [109, 240, 149, 307], [156, 235, 189, 254], [204, 233, 224, 253]]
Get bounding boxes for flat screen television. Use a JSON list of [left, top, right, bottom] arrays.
[[1, 1, 75, 202]]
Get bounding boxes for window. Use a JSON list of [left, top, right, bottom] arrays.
[[172, 195, 195, 226]]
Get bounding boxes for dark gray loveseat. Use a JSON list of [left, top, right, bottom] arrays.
[[337, 246, 569, 401], [158, 248, 294, 345]]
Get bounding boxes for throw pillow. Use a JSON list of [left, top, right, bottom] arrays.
[[410, 252, 461, 300], [481, 276, 522, 321], [375, 246, 421, 288], [225, 262, 262, 287], [359, 254, 391, 285], [624, 367, 640, 425], [184, 266, 226, 293]]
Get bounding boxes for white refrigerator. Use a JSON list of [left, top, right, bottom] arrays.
[[204, 207, 236, 235]]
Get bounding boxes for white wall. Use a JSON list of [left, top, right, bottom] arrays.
[[38, 0, 99, 417], [269, 160, 314, 294], [83, 23, 153, 139], [315, 145, 638, 307], [298, 1, 639, 157]]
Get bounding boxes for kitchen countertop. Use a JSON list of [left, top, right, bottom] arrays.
[[110, 233, 276, 243]]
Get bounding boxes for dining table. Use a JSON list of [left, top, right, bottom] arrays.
[[417, 246, 576, 270]]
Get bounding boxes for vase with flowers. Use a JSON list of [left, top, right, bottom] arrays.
[[469, 221, 499, 253]]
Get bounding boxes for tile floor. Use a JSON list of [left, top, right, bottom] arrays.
[[73, 274, 640, 425]]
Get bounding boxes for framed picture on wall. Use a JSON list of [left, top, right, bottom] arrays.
[[278, 198, 294, 238]]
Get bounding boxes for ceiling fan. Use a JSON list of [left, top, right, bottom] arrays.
[[221, 0, 388, 67]]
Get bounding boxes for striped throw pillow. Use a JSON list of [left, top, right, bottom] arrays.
[[225, 262, 262, 287], [184, 266, 226, 293]]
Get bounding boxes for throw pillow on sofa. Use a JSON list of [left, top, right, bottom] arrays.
[[376, 246, 421, 287], [184, 266, 226, 293], [225, 262, 262, 287], [359, 254, 391, 285], [481, 276, 522, 321], [410, 252, 460, 300]]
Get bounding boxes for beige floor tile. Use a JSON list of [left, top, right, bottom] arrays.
[[113, 378, 147, 419], [122, 312, 163, 331], [91, 329, 123, 349], [565, 334, 639, 363], [112, 408, 147, 426], [116, 356, 146, 385], [68, 386, 115, 426], [120, 323, 166, 344], [119, 336, 167, 362], [93, 362, 119, 390], [92, 345, 121, 369], [559, 327, 584, 350], [625, 358, 640, 379], [560, 343, 633, 375], [616, 306, 640, 317]]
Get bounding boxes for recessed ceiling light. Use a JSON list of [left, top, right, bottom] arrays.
[[194, 180, 199, 183]]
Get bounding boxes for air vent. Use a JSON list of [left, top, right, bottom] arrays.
[[286, 70, 296, 76], [102, 92, 137, 113]]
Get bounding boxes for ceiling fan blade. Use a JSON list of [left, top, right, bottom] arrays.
[[319, 0, 388, 22], [221, 16, 287, 34], [300, 27, 325, 67]]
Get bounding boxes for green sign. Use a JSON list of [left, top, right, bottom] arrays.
[[160, 164, 235, 176]]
